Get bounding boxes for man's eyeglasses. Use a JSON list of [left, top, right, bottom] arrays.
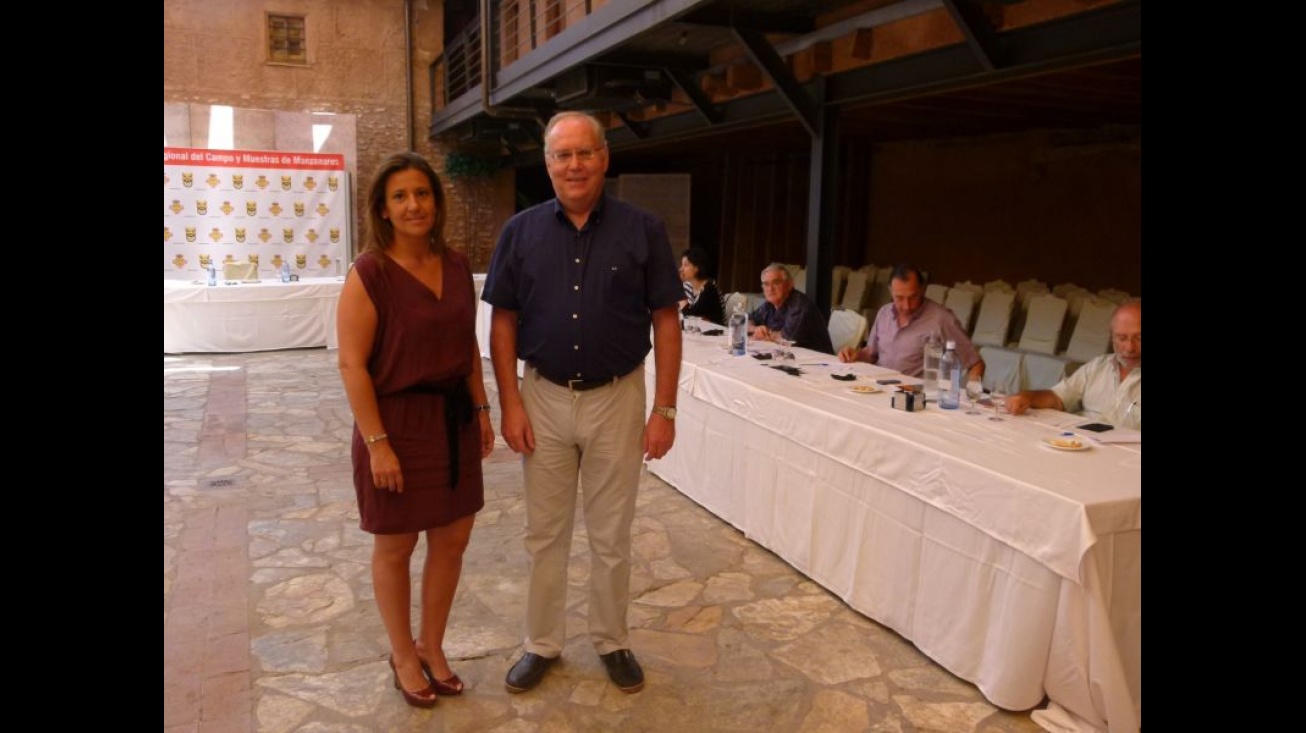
[[545, 146, 605, 165]]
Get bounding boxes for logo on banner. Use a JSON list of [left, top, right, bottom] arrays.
[[185, 227, 197, 242], [223, 254, 237, 265], [330, 228, 340, 243], [269, 202, 283, 216], [328, 175, 339, 191], [206, 173, 220, 188], [305, 228, 318, 243], [199, 254, 213, 268], [170, 199, 183, 214], [283, 228, 295, 243], [258, 228, 272, 243], [272, 254, 285, 269], [209, 227, 223, 242], [182, 172, 194, 188], [316, 202, 329, 216], [232, 174, 244, 190], [220, 201, 233, 215], [256, 175, 270, 189], [164, 227, 173, 243], [318, 254, 332, 269], [304, 176, 317, 191], [173, 254, 188, 269], [281, 175, 292, 191], [295, 254, 307, 269], [293, 201, 305, 217], [196, 200, 208, 215], [246, 201, 257, 216], [249, 254, 260, 266], [235, 228, 247, 243]]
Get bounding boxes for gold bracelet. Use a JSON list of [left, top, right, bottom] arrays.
[[364, 432, 388, 445]]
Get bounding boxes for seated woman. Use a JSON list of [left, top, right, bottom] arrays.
[[678, 247, 725, 325]]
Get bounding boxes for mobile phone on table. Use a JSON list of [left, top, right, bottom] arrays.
[[876, 378, 901, 385], [1076, 422, 1114, 432]]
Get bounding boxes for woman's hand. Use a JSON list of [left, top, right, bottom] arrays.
[[369, 441, 404, 493]]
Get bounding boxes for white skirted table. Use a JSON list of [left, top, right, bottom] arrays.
[[163, 277, 345, 353], [646, 333, 1140, 733]]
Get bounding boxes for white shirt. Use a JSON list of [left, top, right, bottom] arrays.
[[1051, 354, 1141, 430]]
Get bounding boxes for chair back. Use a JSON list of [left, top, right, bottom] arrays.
[[1016, 294, 1068, 355], [828, 308, 869, 353], [840, 270, 870, 312], [1097, 288, 1131, 305], [925, 283, 950, 305], [970, 289, 1015, 348], [792, 267, 807, 293], [830, 265, 851, 309], [944, 288, 981, 335], [1063, 296, 1115, 362], [983, 279, 1014, 293], [723, 292, 749, 317]]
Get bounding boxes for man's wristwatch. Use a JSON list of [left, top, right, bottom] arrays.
[[652, 405, 677, 420]]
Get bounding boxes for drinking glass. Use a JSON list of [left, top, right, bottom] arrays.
[[965, 380, 984, 415], [776, 336, 796, 365], [988, 385, 1008, 422]]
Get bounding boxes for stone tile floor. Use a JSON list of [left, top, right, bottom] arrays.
[[164, 348, 1047, 733]]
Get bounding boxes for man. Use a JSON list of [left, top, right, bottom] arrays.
[[482, 111, 683, 695], [749, 263, 835, 354], [1007, 299, 1140, 429], [838, 264, 983, 381]]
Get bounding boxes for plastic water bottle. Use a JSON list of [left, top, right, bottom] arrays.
[[938, 340, 962, 409], [922, 332, 943, 399], [280, 261, 292, 282], [207, 262, 217, 286], [728, 301, 748, 356]]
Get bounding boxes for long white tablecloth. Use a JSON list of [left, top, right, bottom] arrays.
[[163, 277, 344, 353], [647, 334, 1140, 733]]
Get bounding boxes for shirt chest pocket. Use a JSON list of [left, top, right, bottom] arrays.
[[603, 265, 643, 309]]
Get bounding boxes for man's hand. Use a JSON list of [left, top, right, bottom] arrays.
[[643, 412, 675, 461], [838, 346, 861, 363], [752, 325, 775, 342], [499, 401, 536, 456], [1005, 392, 1033, 415]]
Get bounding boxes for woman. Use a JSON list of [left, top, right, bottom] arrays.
[[678, 247, 725, 325], [336, 152, 494, 707]]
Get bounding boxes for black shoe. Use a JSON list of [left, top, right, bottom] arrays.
[[599, 649, 645, 693], [505, 652, 557, 693]]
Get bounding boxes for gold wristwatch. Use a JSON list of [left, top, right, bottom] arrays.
[[652, 405, 677, 420]]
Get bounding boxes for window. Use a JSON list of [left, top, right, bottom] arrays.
[[268, 14, 307, 65]]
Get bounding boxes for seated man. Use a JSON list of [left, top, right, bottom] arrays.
[[838, 264, 983, 381], [749, 263, 834, 354], [1007, 299, 1141, 430]]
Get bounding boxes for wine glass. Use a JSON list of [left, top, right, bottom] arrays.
[[988, 385, 1008, 422], [965, 380, 984, 415]]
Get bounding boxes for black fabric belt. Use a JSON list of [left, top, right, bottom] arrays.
[[399, 380, 472, 491], [530, 364, 626, 392]]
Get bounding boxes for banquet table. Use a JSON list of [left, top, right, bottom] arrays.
[[646, 332, 1140, 733], [163, 277, 344, 353]]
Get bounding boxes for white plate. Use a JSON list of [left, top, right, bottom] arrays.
[[849, 385, 881, 394], [1040, 436, 1091, 451]]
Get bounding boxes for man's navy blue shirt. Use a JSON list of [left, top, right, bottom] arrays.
[[481, 194, 683, 381]]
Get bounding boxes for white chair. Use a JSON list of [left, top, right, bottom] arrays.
[[1097, 288, 1131, 305], [830, 265, 851, 310], [791, 267, 807, 293], [925, 283, 950, 305], [983, 279, 1014, 294], [866, 267, 893, 314], [979, 345, 1024, 394], [828, 308, 869, 353], [1016, 278, 1049, 296], [1016, 294, 1068, 355], [840, 270, 870, 312], [223, 261, 259, 280], [1052, 282, 1087, 299], [952, 280, 983, 294], [1063, 295, 1116, 363], [970, 289, 1015, 349], [944, 288, 981, 335]]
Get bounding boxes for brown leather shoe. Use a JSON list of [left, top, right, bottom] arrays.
[[505, 652, 557, 693]]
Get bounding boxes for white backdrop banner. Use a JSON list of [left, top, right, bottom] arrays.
[[164, 147, 350, 280]]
